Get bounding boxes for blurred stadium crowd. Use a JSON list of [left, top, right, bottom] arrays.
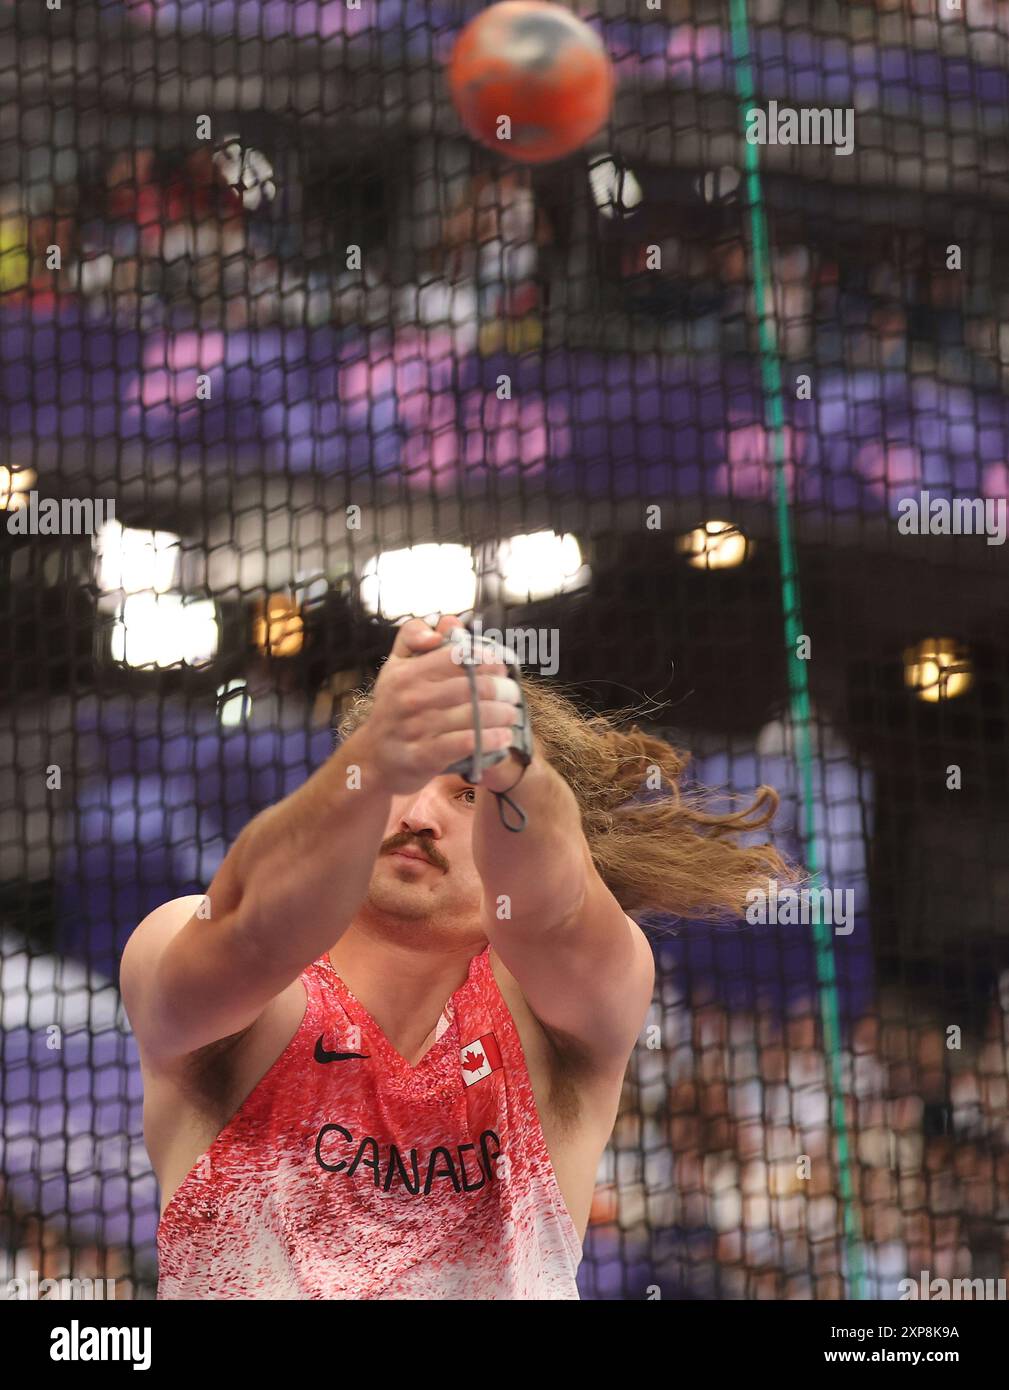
[[1, 133, 1008, 388]]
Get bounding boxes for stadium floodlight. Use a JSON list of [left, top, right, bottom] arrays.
[[0, 465, 35, 511], [110, 594, 218, 670], [213, 136, 277, 210], [677, 520, 749, 570], [252, 594, 305, 659], [217, 680, 252, 728], [588, 156, 643, 220], [903, 638, 972, 703], [96, 519, 180, 596], [498, 531, 585, 602], [361, 544, 477, 623]]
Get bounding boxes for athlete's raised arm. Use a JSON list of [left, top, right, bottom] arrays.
[[120, 618, 521, 1062], [472, 744, 655, 1073]]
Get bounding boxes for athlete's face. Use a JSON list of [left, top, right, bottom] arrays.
[[365, 775, 485, 932]]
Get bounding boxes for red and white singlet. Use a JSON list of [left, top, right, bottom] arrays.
[[156, 946, 582, 1299]]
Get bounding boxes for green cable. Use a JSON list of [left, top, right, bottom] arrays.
[[727, 0, 867, 1300]]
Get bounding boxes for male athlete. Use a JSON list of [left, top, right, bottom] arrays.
[[122, 614, 784, 1299]]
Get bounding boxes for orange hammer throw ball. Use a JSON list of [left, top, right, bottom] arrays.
[[447, 1, 615, 164]]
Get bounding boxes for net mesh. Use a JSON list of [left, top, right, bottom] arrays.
[[2, 0, 1008, 1301]]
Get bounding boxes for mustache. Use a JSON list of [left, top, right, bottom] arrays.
[[381, 831, 449, 872]]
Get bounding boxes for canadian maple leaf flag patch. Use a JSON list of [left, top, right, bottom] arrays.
[[460, 1033, 503, 1086]]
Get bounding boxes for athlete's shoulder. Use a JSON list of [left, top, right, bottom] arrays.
[[120, 896, 209, 1012]]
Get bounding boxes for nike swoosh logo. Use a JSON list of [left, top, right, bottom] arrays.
[[314, 1035, 370, 1064]]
